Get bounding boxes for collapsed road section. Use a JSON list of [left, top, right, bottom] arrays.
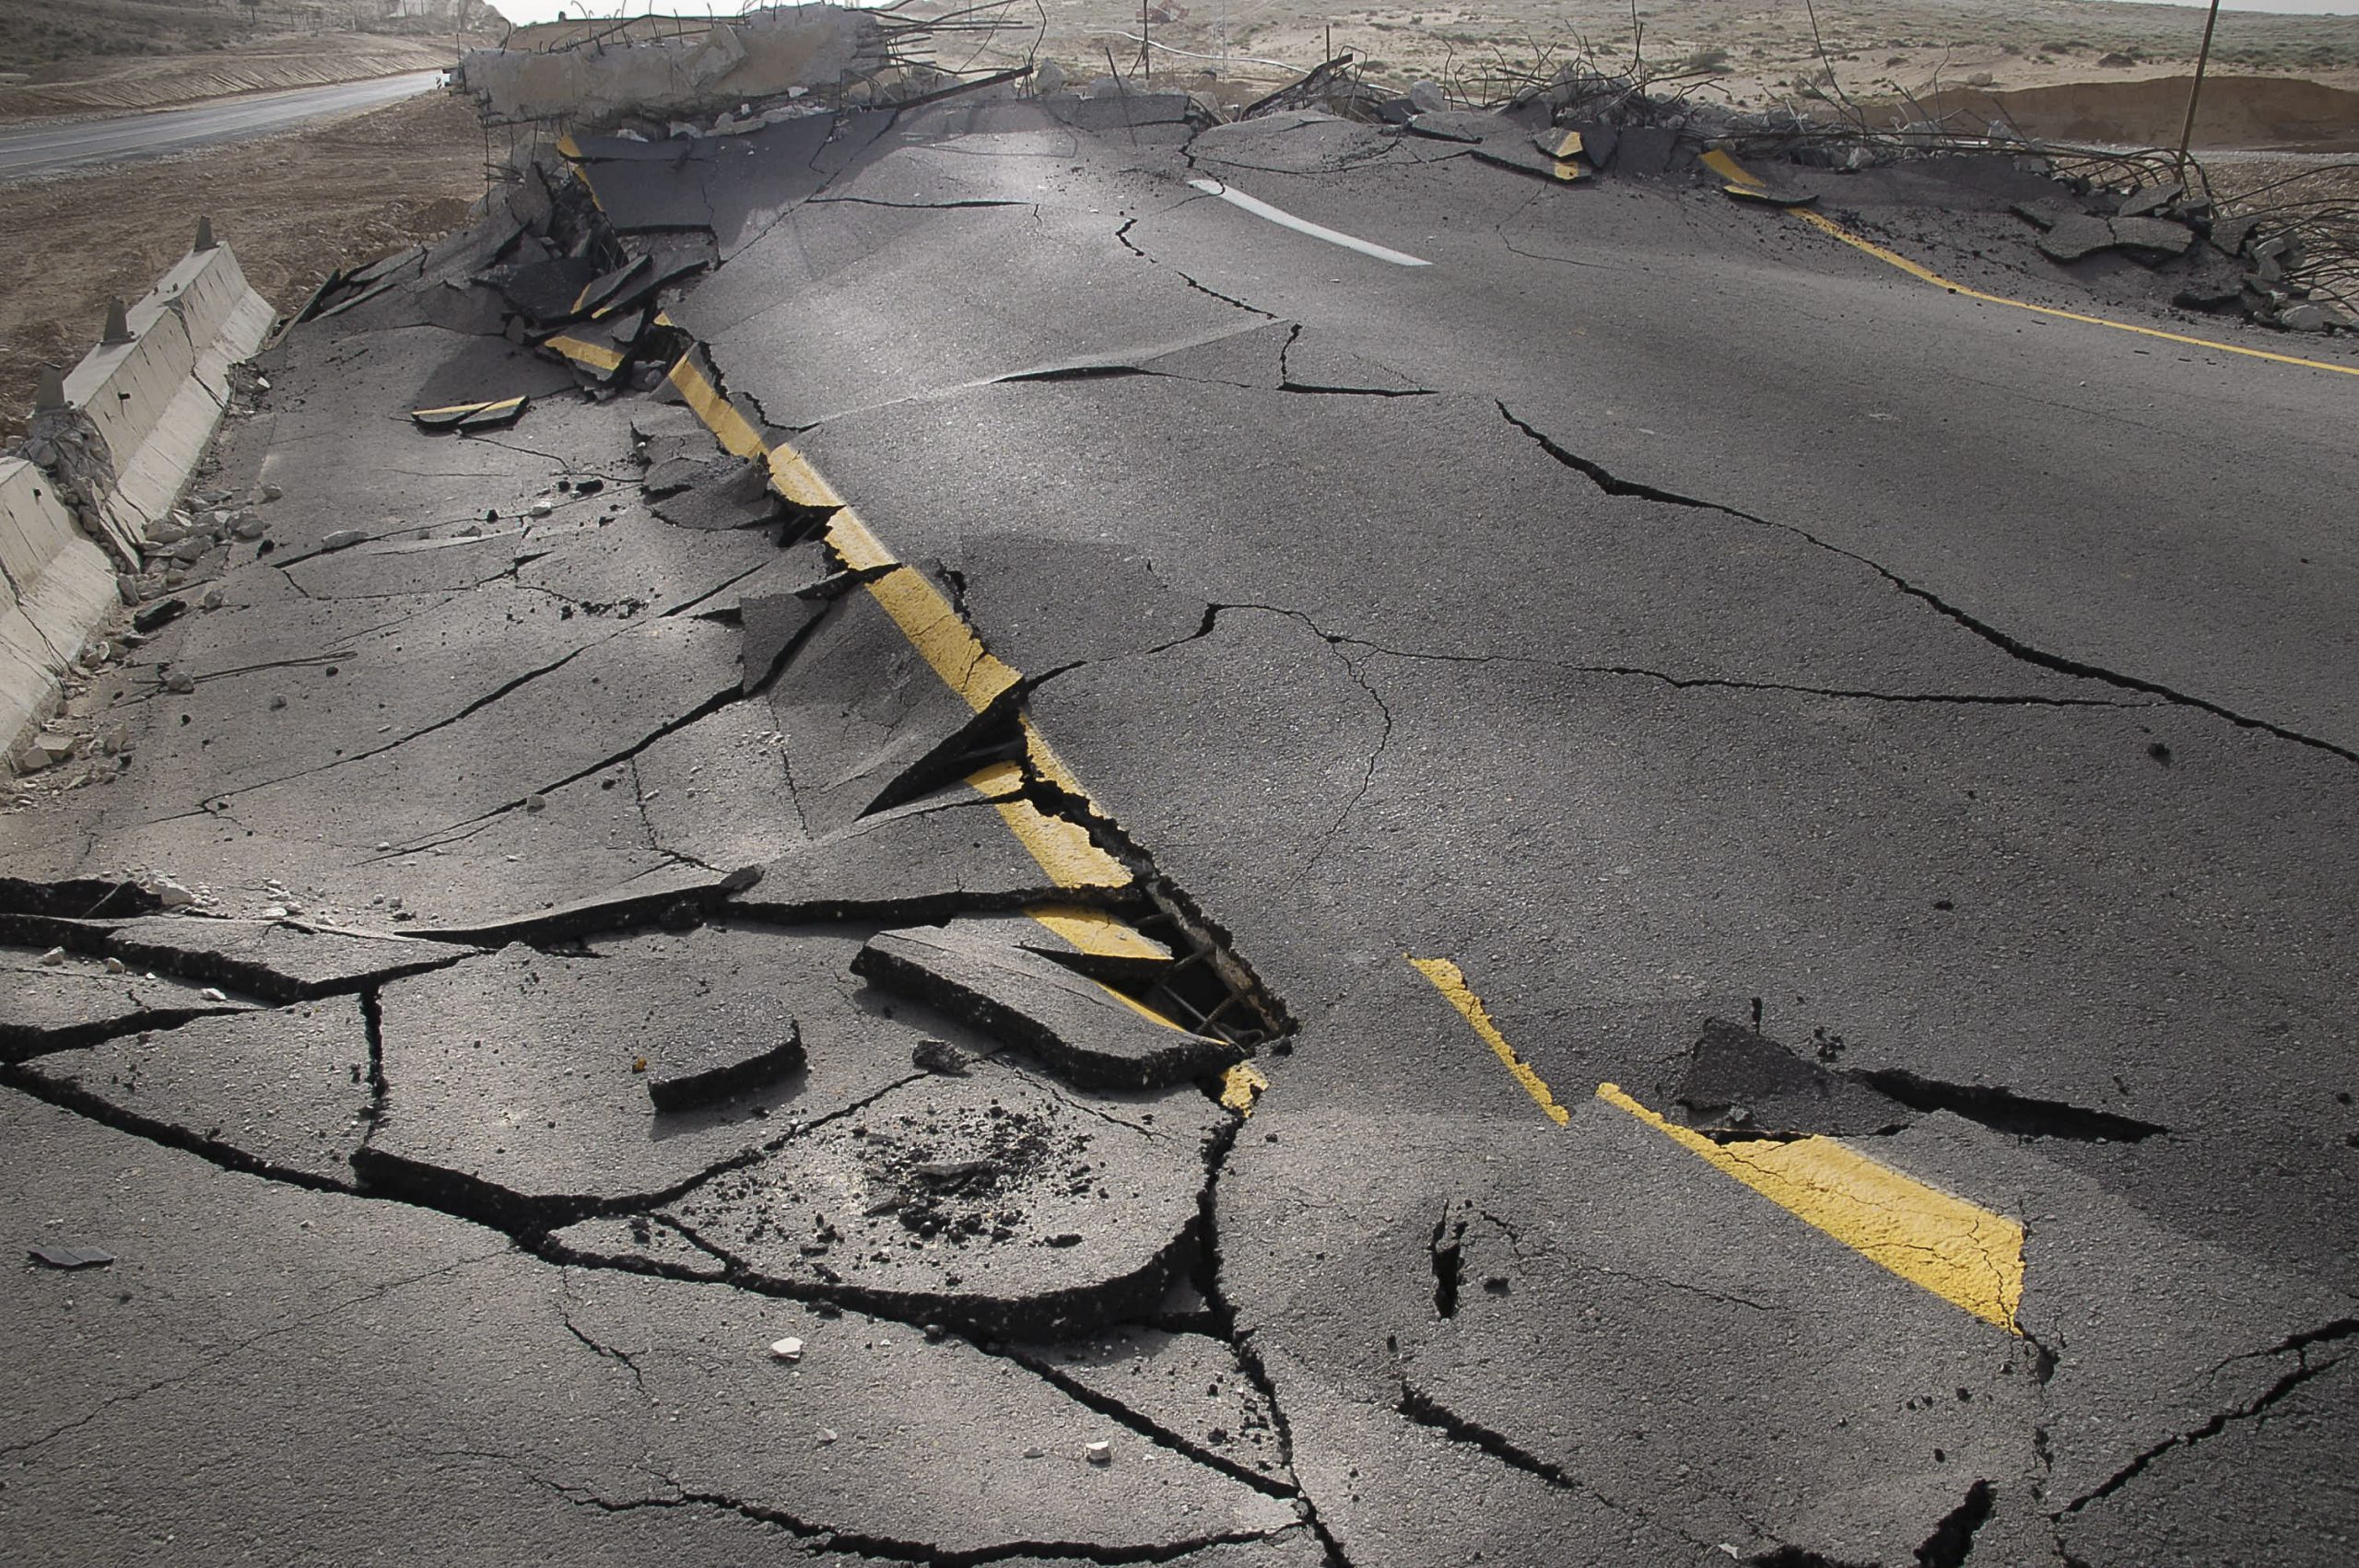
[[6, 16, 2358, 1568]]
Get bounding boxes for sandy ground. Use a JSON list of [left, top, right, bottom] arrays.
[[962, 0, 2359, 111], [0, 89, 487, 444], [0, 34, 464, 122]]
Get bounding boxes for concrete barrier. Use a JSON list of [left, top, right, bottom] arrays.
[[4, 231, 276, 773], [0, 459, 121, 771], [62, 240, 276, 558]]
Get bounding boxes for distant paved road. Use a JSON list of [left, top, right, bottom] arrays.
[[0, 70, 441, 182]]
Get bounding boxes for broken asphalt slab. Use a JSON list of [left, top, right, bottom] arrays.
[[359, 923, 1017, 1223], [0, 1091, 1297, 1560], [852, 922, 1242, 1092], [633, 1054, 1233, 1334], [9, 995, 376, 1188]]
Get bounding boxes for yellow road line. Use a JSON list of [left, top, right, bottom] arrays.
[[768, 443, 845, 509], [1221, 1061, 1270, 1114], [1597, 1083, 2025, 1331], [665, 353, 769, 458], [1026, 903, 1165, 959], [967, 760, 1130, 888], [622, 311, 1250, 1071], [1706, 147, 2359, 380], [544, 335, 625, 373], [1409, 956, 1571, 1126]]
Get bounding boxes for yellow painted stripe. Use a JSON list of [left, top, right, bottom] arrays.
[[1552, 159, 1588, 183], [1409, 956, 1570, 1127], [1220, 1061, 1270, 1115], [1016, 900, 1198, 1037], [544, 335, 625, 372], [967, 760, 1130, 888], [1796, 208, 2359, 376], [1596, 1082, 2025, 1331], [555, 132, 582, 160], [824, 505, 898, 572], [1026, 903, 1166, 961], [665, 354, 768, 458], [823, 515, 1022, 712], [411, 396, 525, 418], [636, 312, 1240, 1079], [767, 442, 845, 509], [1550, 130, 1583, 160], [865, 563, 1023, 710], [1701, 147, 1764, 188], [1708, 150, 2359, 380]]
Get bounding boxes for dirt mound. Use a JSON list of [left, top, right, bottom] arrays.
[[1902, 76, 2359, 152]]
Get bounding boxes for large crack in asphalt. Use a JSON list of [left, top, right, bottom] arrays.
[[1495, 403, 2359, 765], [2056, 1326, 2355, 1518]]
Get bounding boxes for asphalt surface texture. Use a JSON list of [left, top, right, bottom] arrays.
[[3, 87, 2356, 1568], [0, 69, 442, 182]]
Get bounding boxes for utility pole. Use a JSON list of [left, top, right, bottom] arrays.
[[2175, 0, 2224, 176]]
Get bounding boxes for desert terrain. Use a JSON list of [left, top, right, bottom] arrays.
[[3, 0, 2355, 441]]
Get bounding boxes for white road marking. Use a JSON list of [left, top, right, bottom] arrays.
[[1186, 178, 1433, 267]]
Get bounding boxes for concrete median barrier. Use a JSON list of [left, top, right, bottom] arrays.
[[0, 458, 120, 772], [4, 226, 276, 772]]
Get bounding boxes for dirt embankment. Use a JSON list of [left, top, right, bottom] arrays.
[[1907, 75, 2359, 151], [0, 88, 487, 445], [0, 34, 464, 122]]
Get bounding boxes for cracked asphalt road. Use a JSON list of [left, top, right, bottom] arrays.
[[3, 88, 2355, 1567]]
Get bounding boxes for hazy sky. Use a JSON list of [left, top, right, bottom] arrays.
[[484, 0, 2359, 29]]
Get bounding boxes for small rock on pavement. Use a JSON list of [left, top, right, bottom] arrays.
[[911, 1038, 970, 1075], [38, 946, 65, 966], [1086, 1440, 1113, 1466], [769, 1336, 805, 1362], [164, 671, 195, 694], [320, 529, 368, 551]]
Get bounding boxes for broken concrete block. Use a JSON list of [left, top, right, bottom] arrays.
[[90, 916, 462, 1002], [1407, 110, 1512, 145], [1564, 121, 1617, 170], [763, 583, 1007, 837], [359, 926, 1006, 1223], [13, 998, 375, 1187], [650, 458, 782, 532], [2117, 182, 2183, 219], [740, 588, 829, 693], [2109, 215, 2196, 258], [0, 946, 254, 1060], [851, 925, 1241, 1092], [648, 1057, 1230, 1333], [1672, 1019, 1913, 1138], [2036, 214, 2118, 263], [1614, 125, 1683, 176], [645, 1020, 804, 1113], [730, 787, 1092, 924]]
